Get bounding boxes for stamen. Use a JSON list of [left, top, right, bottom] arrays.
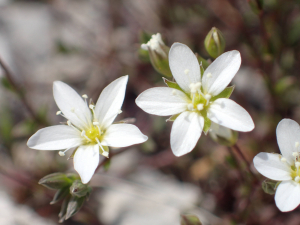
[[195, 82, 201, 89], [56, 111, 62, 115], [102, 151, 109, 158], [118, 109, 122, 114], [67, 120, 72, 126], [82, 94, 88, 99], [189, 83, 197, 94], [184, 69, 190, 75], [205, 94, 211, 101], [187, 103, 194, 111], [197, 104, 204, 111], [95, 137, 109, 158], [89, 104, 95, 110], [93, 122, 100, 126], [206, 72, 212, 78], [58, 148, 72, 157], [292, 152, 299, 157], [171, 90, 177, 95], [281, 157, 287, 162], [81, 130, 86, 137]]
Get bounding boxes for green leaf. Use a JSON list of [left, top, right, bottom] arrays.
[[162, 77, 183, 91], [39, 173, 71, 190], [210, 86, 235, 102]]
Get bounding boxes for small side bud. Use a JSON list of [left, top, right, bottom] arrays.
[[70, 180, 92, 198], [181, 214, 202, 225], [65, 195, 86, 220], [39, 173, 71, 190], [141, 33, 172, 77], [204, 27, 226, 59], [209, 122, 238, 146], [262, 179, 280, 195]]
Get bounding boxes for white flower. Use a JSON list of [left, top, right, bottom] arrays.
[[27, 76, 148, 184], [141, 33, 167, 57], [253, 119, 300, 212], [135, 43, 254, 157]]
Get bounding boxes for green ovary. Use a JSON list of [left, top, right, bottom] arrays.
[[85, 127, 102, 143], [290, 166, 300, 180], [188, 92, 209, 112]]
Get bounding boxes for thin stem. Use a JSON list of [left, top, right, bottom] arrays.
[[0, 56, 47, 125], [232, 144, 258, 181], [226, 147, 245, 183]]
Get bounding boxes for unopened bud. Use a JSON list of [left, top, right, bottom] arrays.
[[50, 187, 70, 205], [65, 195, 86, 220], [204, 27, 226, 59], [70, 180, 92, 198], [209, 122, 238, 146], [141, 33, 172, 77], [181, 214, 202, 225], [262, 179, 279, 195]]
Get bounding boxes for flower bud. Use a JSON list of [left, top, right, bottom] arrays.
[[262, 179, 279, 195], [39, 173, 71, 190], [209, 122, 238, 147], [204, 27, 226, 59], [141, 33, 172, 77], [70, 180, 92, 198], [181, 215, 202, 225], [50, 187, 70, 205]]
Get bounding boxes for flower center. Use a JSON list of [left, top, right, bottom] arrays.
[[85, 126, 102, 144], [186, 82, 210, 113], [282, 141, 300, 183]]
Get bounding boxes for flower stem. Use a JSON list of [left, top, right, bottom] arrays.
[[232, 144, 258, 181], [0, 56, 47, 126]]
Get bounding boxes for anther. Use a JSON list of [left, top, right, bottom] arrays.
[[293, 152, 299, 157], [93, 122, 100, 126], [81, 130, 86, 137], [56, 111, 62, 115], [197, 104, 204, 111], [206, 73, 212, 78], [187, 104, 194, 111], [295, 176, 300, 182], [195, 82, 201, 89], [281, 157, 287, 162], [296, 142, 300, 148], [118, 109, 122, 114], [184, 69, 190, 75], [58, 151, 65, 156], [171, 90, 177, 95], [67, 121, 72, 126], [82, 94, 88, 99], [89, 104, 95, 110], [205, 94, 211, 101]]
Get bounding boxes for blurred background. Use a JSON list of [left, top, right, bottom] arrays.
[[0, 0, 299, 224]]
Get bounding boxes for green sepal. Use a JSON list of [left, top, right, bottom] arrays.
[[181, 214, 202, 225], [195, 53, 210, 75], [166, 114, 180, 122], [148, 46, 172, 77], [58, 195, 70, 223], [50, 187, 70, 205], [103, 159, 111, 171], [202, 116, 211, 135], [65, 196, 86, 220], [70, 180, 92, 198], [68, 147, 78, 160], [39, 173, 71, 190], [162, 77, 182, 91], [262, 179, 280, 195], [210, 86, 235, 102], [99, 145, 109, 156]]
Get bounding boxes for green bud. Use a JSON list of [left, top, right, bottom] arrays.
[[39, 173, 71, 190], [141, 33, 172, 77], [262, 179, 280, 195], [65, 196, 86, 220], [50, 187, 70, 205], [204, 27, 226, 59], [58, 195, 70, 223], [209, 122, 238, 146], [181, 215, 202, 225], [70, 180, 92, 198]]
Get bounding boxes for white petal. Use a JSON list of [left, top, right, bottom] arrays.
[[202, 50, 241, 96], [27, 125, 83, 150], [53, 81, 92, 130], [74, 144, 99, 184], [253, 152, 291, 181], [102, 124, 148, 147], [275, 181, 300, 212], [95, 76, 128, 129], [208, 98, 254, 132], [135, 87, 189, 116], [169, 43, 201, 93], [170, 111, 204, 157], [276, 119, 300, 164]]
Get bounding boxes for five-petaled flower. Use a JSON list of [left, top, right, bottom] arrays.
[[27, 76, 148, 184], [136, 43, 254, 156], [254, 119, 300, 212]]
